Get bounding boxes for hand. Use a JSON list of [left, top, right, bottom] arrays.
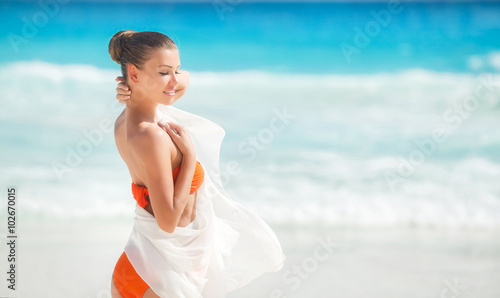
[[158, 121, 195, 158], [115, 76, 131, 103]]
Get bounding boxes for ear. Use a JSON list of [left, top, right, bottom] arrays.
[[128, 64, 140, 83]]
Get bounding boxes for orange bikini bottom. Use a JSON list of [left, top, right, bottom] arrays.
[[113, 251, 150, 298]]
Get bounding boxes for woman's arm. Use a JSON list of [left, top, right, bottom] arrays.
[[132, 125, 196, 233], [171, 152, 196, 209]]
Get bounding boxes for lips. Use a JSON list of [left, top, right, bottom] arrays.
[[164, 90, 176, 96]]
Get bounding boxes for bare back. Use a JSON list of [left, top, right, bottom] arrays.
[[113, 109, 197, 224]]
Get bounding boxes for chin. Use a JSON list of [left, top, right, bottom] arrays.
[[160, 97, 176, 106]]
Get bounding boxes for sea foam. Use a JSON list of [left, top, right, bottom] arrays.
[[1, 61, 499, 229]]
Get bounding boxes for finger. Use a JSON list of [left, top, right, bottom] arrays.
[[116, 85, 131, 95], [115, 76, 125, 82], [159, 122, 173, 132], [157, 122, 167, 130], [158, 123, 167, 133], [117, 82, 130, 91], [165, 122, 182, 129], [165, 124, 181, 136], [165, 127, 178, 137], [165, 123, 181, 133], [158, 121, 169, 127], [117, 89, 131, 96], [116, 90, 130, 97], [116, 94, 130, 101]]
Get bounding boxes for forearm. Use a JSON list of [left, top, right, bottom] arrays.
[[171, 153, 196, 216]]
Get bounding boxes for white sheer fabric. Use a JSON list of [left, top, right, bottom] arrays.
[[123, 104, 286, 297]]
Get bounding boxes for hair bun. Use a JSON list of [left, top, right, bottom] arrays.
[[108, 30, 137, 64]]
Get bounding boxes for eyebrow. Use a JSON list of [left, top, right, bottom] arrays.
[[158, 64, 180, 68]]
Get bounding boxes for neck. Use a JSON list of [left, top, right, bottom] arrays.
[[125, 95, 158, 124]]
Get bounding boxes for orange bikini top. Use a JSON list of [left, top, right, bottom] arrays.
[[131, 160, 204, 208]]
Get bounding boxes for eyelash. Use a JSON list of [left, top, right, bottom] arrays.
[[159, 71, 180, 75]]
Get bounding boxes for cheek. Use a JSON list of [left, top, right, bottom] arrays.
[[139, 73, 155, 88], [156, 75, 170, 88], [147, 78, 165, 92], [141, 73, 165, 90]]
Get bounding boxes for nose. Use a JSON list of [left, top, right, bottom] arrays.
[[170, 72, 179, 86]]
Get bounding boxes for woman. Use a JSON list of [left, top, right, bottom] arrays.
[[108, 30, 285, 298]]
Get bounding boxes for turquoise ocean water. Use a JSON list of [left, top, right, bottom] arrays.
[[1, 1, 500, 297], [1, 0, 500, 229]]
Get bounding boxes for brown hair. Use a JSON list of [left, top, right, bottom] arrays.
[[108, 30, 177, 81]]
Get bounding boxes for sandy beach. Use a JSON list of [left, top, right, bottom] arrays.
[[2, 1, 500, 297], [2, 217, 498, 298]]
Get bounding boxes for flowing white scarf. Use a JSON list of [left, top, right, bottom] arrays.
[[123, 104, 286, 297]]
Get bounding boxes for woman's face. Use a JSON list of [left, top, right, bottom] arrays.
[[130, 47, 181, 105]]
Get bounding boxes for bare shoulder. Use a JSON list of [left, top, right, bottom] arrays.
[[114, 109, 125, 135], [128, 123, 175, 164]]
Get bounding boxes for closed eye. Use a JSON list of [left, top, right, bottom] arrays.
[[159, 71, 180, 75]]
